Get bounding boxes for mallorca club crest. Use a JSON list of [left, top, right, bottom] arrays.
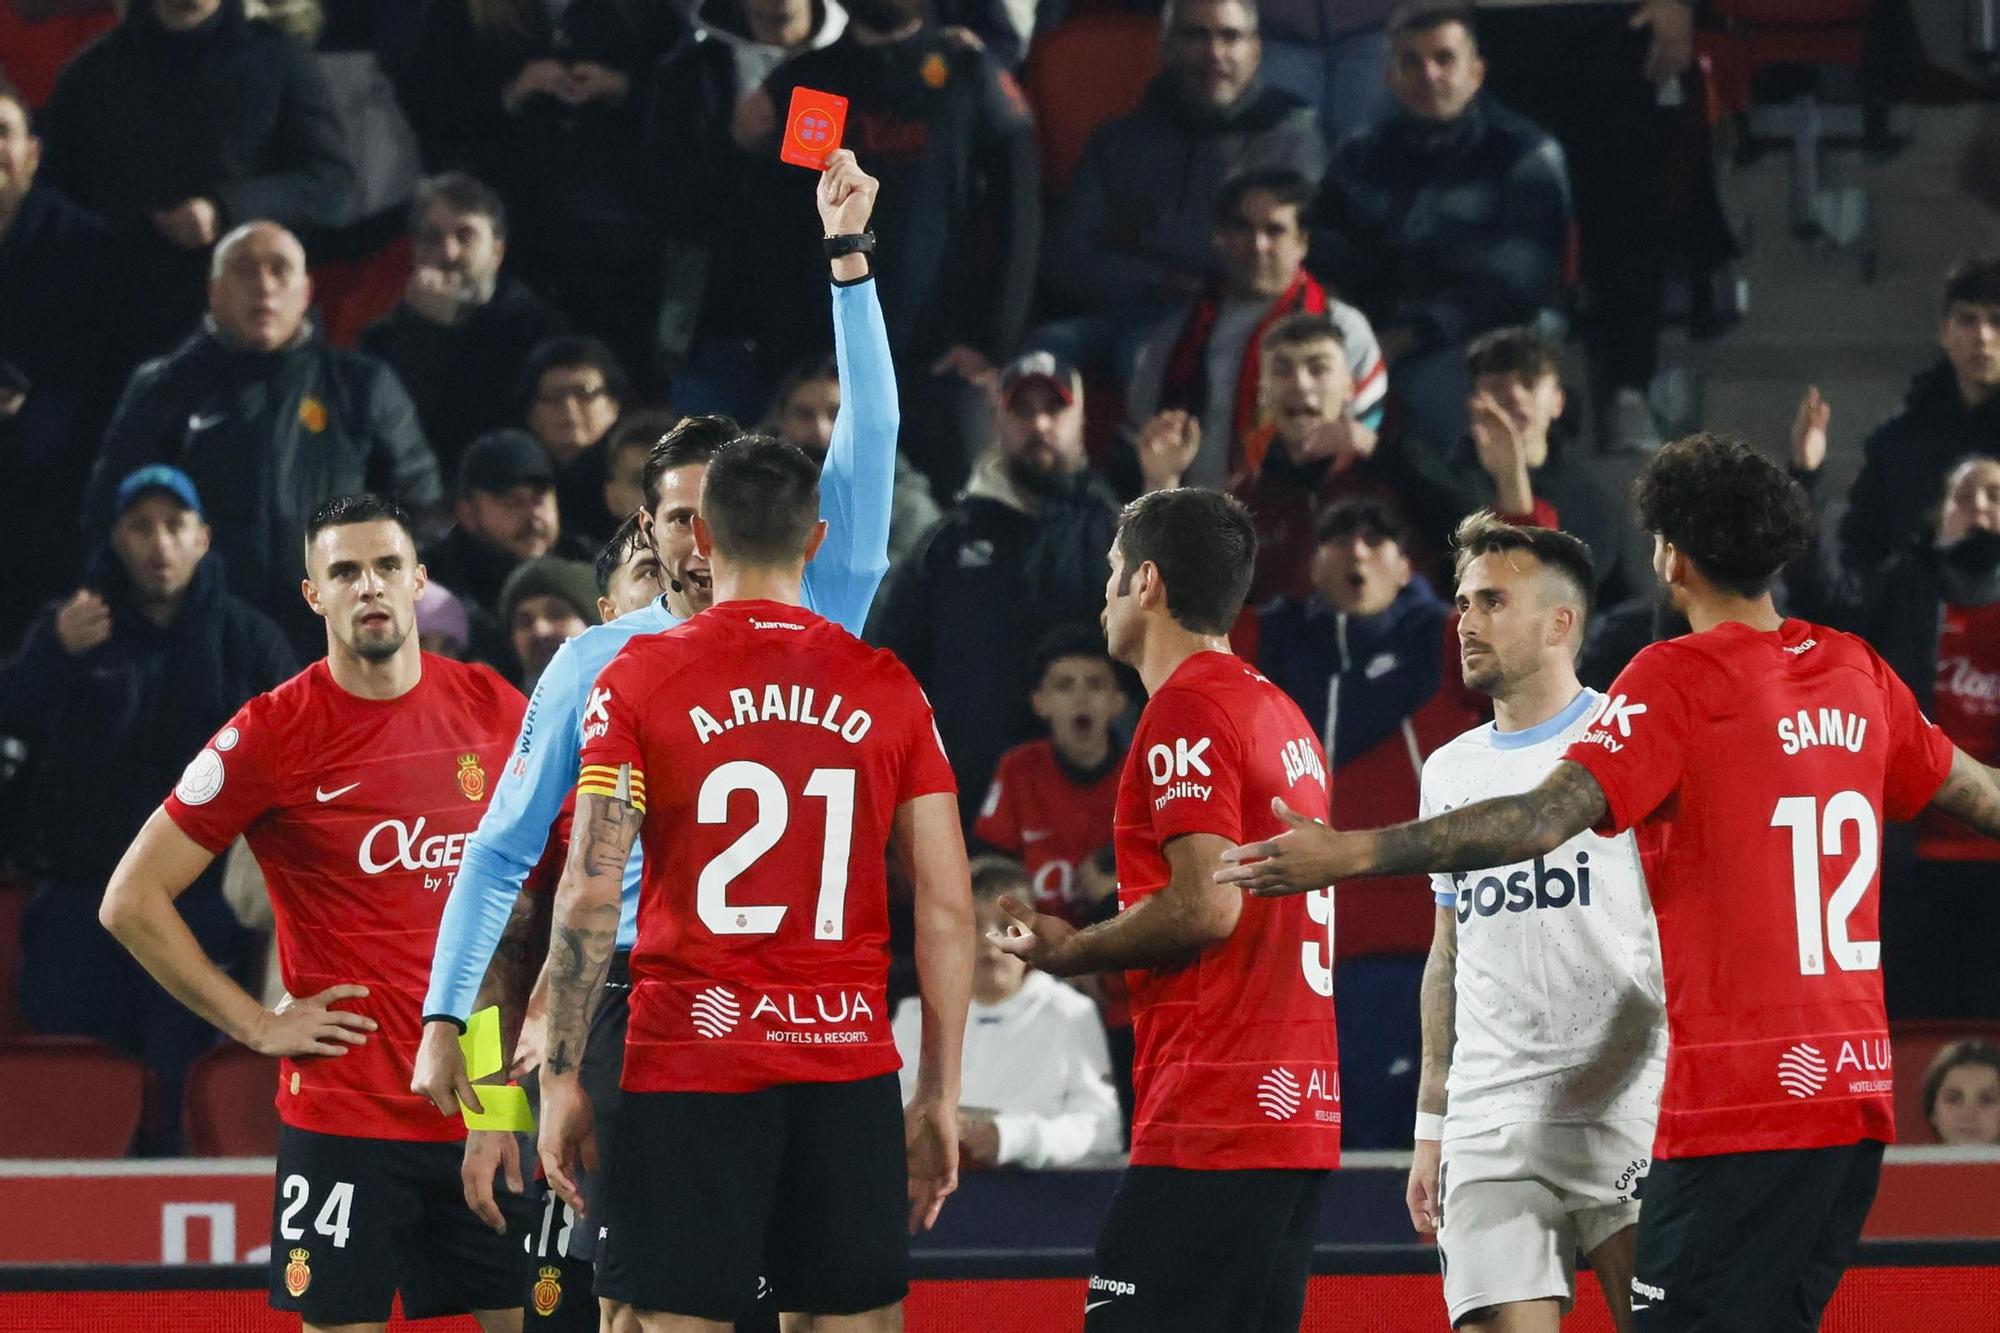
[[456, 753, 487, 802], [284, 1248, 312, 1297], [533, 1265, 563, 1316]]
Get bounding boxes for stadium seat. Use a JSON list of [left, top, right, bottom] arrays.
[[0, 1036, 146, 1158], [182, 1042, 280, 1157], [1020, 13, 1161, 197], [1891, 1020, 2000, 1145], [1334, 954, 1424, 1151], [0, 1, 119, 109], [308, 234, 412, 349], [0, 879, 27, 1037]]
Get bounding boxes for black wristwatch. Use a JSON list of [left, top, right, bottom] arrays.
[[823, 231, 876, 260]]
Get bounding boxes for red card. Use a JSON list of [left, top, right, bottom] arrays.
[[780, 86, 848, 170]]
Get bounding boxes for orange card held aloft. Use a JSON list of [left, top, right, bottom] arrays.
[[780, 86, 848, 170]]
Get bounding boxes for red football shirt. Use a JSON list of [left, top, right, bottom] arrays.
[[579, 601, 958, 1094], [975, 739, 1120, 921], [1564, 620, 1954, 1160], [1916, 602, 2000, 861], [1114, 652, 1339, 1171], [164, 657, 526, 1142]]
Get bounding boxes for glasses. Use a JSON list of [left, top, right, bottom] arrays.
[[537, 383, 609, 407]]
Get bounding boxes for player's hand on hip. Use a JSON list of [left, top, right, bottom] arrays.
[[412, 1018, 484, 1116], [817, 149, 879, 236], [1406, 1137, 1442, 1235], [1213, 798, 1346, 896], [904, 1095, 959, 1233], [462, 1129, 524, 1234], [989, 894, 1079, 973], [250, 984, 376, 1058], [537, 1075, 599, 1216]]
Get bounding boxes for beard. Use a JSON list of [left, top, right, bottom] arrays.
[[1004, 451, 1074, 500]]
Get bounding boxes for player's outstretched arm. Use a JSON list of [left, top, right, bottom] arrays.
[[1408, 906, 1457, 1236], [996, 833, 1241, 976], [1215, 764, 1610, 897], [537, 786, 640, 1216], [101, 810, 378, 1057], [895, 791, 974, 1232], [1926, 745, 2000, 838]]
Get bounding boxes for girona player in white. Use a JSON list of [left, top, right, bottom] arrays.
[[1409, 515, 1666, 1333]]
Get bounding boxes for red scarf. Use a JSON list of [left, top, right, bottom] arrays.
[[1159, 269, 1329, 473]]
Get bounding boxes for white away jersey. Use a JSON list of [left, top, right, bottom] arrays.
[[1419, 689, 1666, 1138]]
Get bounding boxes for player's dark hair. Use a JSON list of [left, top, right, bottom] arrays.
[[1466, 325, 1562, 382], [1032, 623, 1117, 690], [1115, 488, 1257, 634], [610, 408, 683, 461], [1388, 1, 1478, 44], [1923, 1039, 2000, 1139], [1633, 432, 1813, 599], [1943, 256, 2000, 311], [700, 436, 821, 566], [1452, 510, 1595, 628], [1215, 167, 1315, 227], [595, 512, 649, 596], [1260, 311, 1346, 358], [410, 172, 508, 240], [520, 335, 630, 415], [642, 414, 743, 511], [969, 854, 1031, 903], [303, 494, 417, 564], [1316, 495, 1410, 550]]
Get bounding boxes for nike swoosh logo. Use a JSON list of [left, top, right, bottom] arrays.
[[1631, 1304, 1650, 1312], [1084, 1300, 1114, 1312], [187, 412, 228, 432], [315, 782, 360, 803]]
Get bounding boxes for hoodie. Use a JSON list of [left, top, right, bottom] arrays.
[[1834, 359, 2000, 574]]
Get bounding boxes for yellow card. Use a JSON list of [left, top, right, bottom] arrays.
[[462, 1083, 536, 1133], [460, 1005, 504, 1080]]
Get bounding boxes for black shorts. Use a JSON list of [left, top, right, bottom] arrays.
[[1085, 1165, 1331, 1333], [598, 1072, 908, 1321], [268, 1123, 531, 1325], [1632, 1138, 1884, 1333]]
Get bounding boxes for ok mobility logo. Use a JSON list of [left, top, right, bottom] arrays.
[[1579, 693, 1647, 753], [1147, 736, 1212, 810]]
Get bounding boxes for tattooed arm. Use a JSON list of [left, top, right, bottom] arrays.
[[470, 886, 550, 1071], [1215, 763, 1609, 896], [1406, 905, 1457, 1234], [1924, 745, 2000, 838]]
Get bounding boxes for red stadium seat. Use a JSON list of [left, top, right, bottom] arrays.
[[0, 1036, 146, 1157], [1021, 13, 1161, 197], [308, 234, 413, 349], [0, 1, 119, 109], [0, 879, 27, 1037], [1891, 1020, 2000, 1145], [182, 1042, 280, 1157]]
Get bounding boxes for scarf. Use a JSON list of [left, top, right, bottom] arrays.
[[1159, 268, 1328, 475]]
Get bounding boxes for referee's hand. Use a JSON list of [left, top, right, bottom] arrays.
[[412, 1019, 484, 1117]]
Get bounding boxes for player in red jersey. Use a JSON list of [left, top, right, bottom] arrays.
[[534, 436, 973, 1331], [994, 488, 1338, 1333], [99, 495, 533, 1332], [1220, 432, 2000, 1331]]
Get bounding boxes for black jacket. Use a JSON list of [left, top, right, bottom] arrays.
[[358, 276, 568, 477], [0, 550, 293, 885], [38, 0, 354, 354], [83, 323, 442, 655], [1838, 360, 2000, 573]]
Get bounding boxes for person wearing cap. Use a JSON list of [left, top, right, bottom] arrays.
[[872, 351, 1161, 813], [497, 556, 601, 690], [0, 464, 292, 1152], [81, 221, 443, 660]]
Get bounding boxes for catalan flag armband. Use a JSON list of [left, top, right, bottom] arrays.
[[579, 763, 647, 813]]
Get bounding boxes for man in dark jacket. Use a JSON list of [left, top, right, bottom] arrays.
[[869, 353, 1123, 810], [37, 0, 354, 358], [358, 172, 567, 478], [83, 221, 443, 658], [0, 71, 121, 652], [0, 465, 293, 1152]]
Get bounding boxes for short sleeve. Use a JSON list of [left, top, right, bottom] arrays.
[[1561, 646, 1693, 836], [1137, 689, 1244, 845], [577, 654, 651, 813], [1879, 658, 1955, 821], [1417, 756, 1457, 908], [896, 681, 959, 805], [163, 701, 283, 854], [973, 752, 1021, 852]]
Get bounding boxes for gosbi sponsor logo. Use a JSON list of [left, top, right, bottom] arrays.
[[1777, 1041, 1829, 1099], [1455, 853, 1592, 922]]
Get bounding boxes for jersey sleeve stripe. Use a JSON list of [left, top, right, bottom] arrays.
[[577, 772, 646, 811]]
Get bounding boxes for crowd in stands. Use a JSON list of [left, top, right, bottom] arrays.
[[1, 0, 1993, 1159]]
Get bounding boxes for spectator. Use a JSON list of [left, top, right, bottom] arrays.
[[358, 172, 568, 477], [414, 580, 472, 660], [1256, 0, 1394, 142], [404, 0, 683, 386], [1309, 3, 1571, 460], [593, 511, 665, 622], [1126, 167, 1386, 492], [1471, 0, 1693, 451], [1923, 1041, 2000, 1146], [1254, 496, 1481, 956], [521, 335, 629, 545], [0, 465, 292, 1152], [870, 353, 1124, 808], [423, 428, 597, 668], [602, 409, 679, 530], [83, 221, 442, 657], [38, 0, 354, 358], [1803, 259, 2000, 575], [745, 0, 1042, 493], [1787, 453, 2000, 1021], [1038, 0, 1323, 382], [0, 70, 119, 651], [765, 353, 939, 565], [498, 554, 599, 689], [891, 855, 1123, 1168]]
